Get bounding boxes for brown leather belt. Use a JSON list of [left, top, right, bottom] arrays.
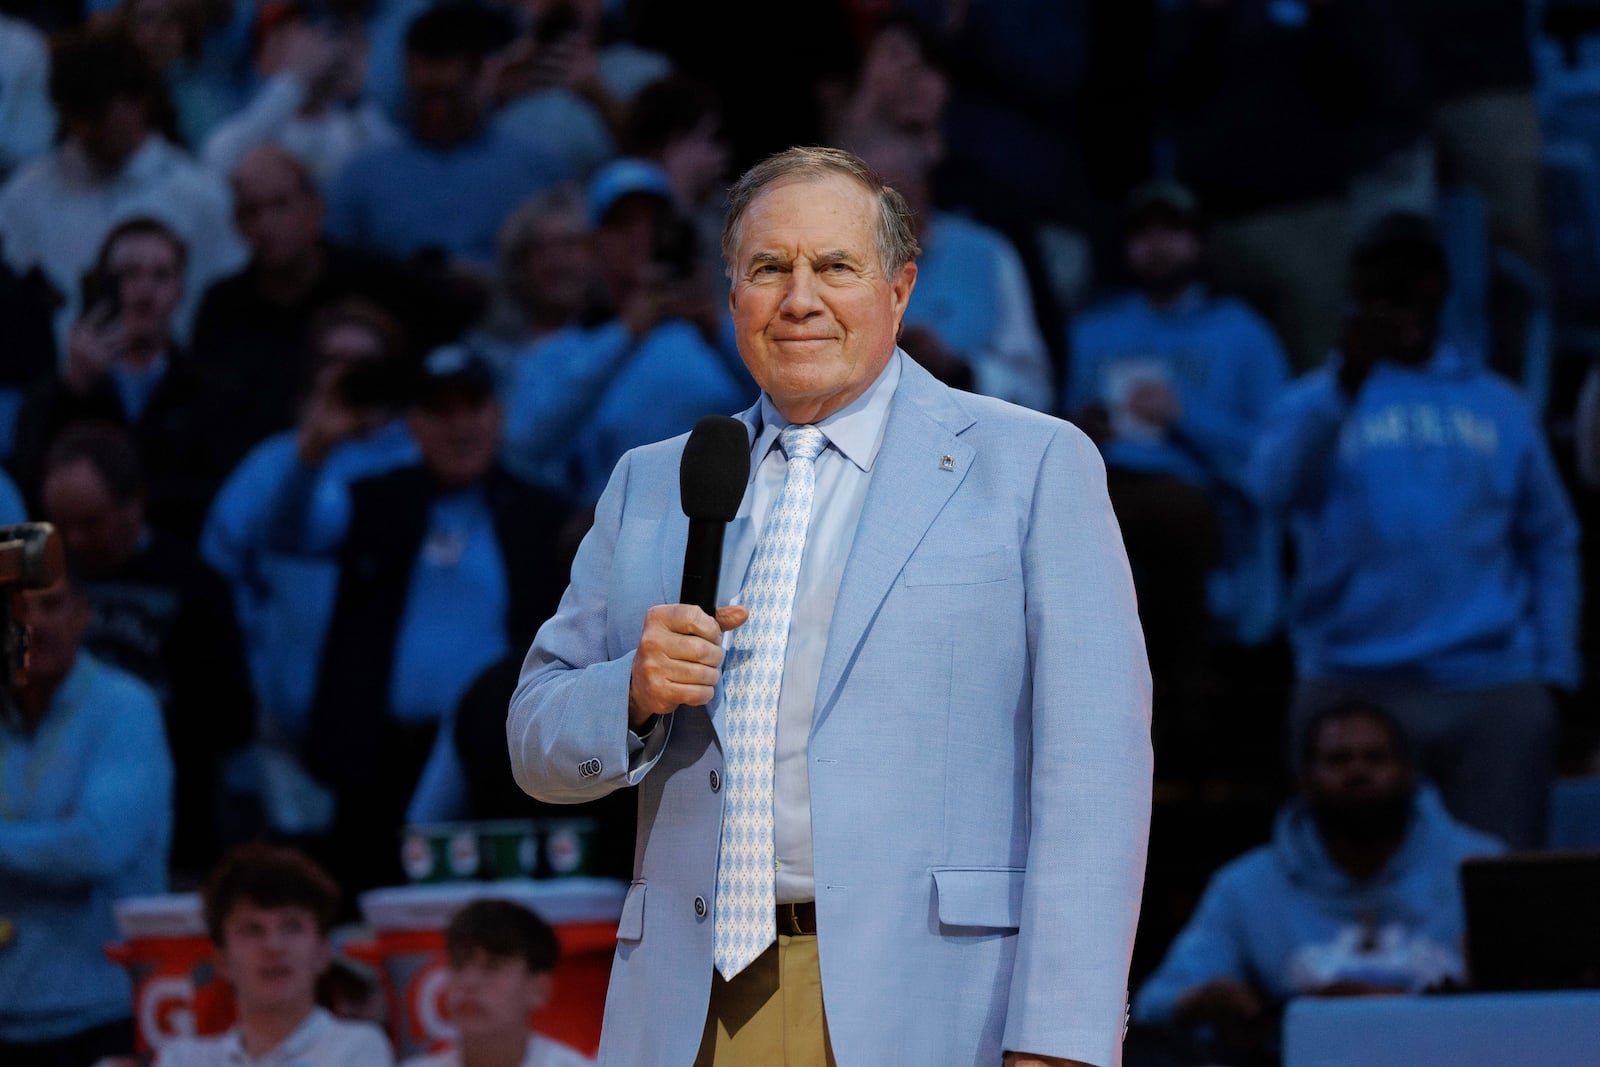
[[776, 901, 817, 935]]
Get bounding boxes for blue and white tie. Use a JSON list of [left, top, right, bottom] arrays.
[[714, 423, 827, 980]]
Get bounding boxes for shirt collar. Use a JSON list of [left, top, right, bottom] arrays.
[[754, 349, 903, 475], [221, 1007, 333, 1065]]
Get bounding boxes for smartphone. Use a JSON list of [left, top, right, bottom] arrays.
[[79, 268, 122, 320]]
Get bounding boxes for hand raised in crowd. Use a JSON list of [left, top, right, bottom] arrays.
[[63, 301, 126, 394], [620, 264, 717, 342], [485, 19, 599, 104], [627, 603, 747, 729], [294, 361, 390, 466]]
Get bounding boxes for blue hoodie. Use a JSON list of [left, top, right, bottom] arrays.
[[1066, 286, 1291, 492], [1249, 345, 1581, 688], [1134, 785, 1503, 1024]]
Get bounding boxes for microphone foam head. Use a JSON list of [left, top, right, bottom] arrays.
[[680, 415, 750, 521]]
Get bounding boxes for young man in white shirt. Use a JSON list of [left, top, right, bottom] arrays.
[[401, 899, 591, 1067], [155, 842, 394, 1067]]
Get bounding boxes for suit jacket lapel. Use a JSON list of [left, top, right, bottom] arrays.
[[812, 360, 975, 727]]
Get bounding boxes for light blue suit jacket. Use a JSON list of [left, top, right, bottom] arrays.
[[509, 357, 1153, 1066]]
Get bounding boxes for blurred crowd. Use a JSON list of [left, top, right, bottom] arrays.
[[1, 1, 1599, 1065]]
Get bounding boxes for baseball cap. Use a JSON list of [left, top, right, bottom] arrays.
[[411, 344, 496, 408], [586, 157, 674, 227], [1124, 179, 1202, 230]]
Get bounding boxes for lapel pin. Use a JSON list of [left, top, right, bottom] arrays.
[[940, 454, 955, 471]]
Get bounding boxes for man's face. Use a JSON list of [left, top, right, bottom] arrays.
[[232, 154, 324, 269], [16, 577, 90, 689], [728, 173, 916, 424], [105, 232, 184, 344], [1125, 218, 1201, 294], [522, 209, 595, 315], [407, 394, 502, 489], [1303, 713, 1416, 841], [41, 460, 144, 577], [405, 53, 483, 146], [218, 902, 331, 1016], [65, 95, 151, 173], [445, 947, 550, 1041]]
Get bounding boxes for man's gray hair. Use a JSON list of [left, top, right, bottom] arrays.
[[720, 145, 921, 281]]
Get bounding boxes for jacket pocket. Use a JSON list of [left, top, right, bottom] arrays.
[[617, 880, 646, 942], [930, 866, 1025, 930], [902, 548, 1017, 587]]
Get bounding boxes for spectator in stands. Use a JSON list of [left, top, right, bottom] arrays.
[[38, 419, 256, 880], [0, 22, 246, 346], [276, 345, 572, 895], [0, 569, 172, 1065], [325, 1, 571, 277], [1251, 211, 1581, 849], [1066, 180, 1292, 766], [501, 157, 752, 505], [0, 10, 54, 182], [190, 143, 464, 471], [621, 71, 733, 286], [203, 0, 399, 189], [107, 0, 239, 151], [852, 126, 1056, 411], [399, 898, 593, 1067], [472, 181, 605, 380], [487, 0, 670, 181], [1132, 701, 1502, 1067], [826, 12, 951, 172], [200, 298, 419, 842], [11, 216, 237, 542], [155, 841, 394, 1067]]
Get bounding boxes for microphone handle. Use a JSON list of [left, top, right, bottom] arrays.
[[679, 516, 726, 617]]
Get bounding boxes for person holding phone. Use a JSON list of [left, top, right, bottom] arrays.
[[11, 216, 238, 542]]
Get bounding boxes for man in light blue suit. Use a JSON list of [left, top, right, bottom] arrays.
[[508, 147, 1153, 1067]]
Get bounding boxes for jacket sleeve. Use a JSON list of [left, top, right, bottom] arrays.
[[1003, 422, 1155, 1066], [507, 449, 669, 803]]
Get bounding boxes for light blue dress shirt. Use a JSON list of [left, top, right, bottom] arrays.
[[718, 353, 902, 903]]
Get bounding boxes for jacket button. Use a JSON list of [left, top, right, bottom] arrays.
[[694, 896, 707, 918], [709, 769, 721, 792]]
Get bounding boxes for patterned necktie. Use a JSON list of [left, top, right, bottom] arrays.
[[714, 423, 827, 980]]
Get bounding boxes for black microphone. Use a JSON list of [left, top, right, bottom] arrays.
[[679, 415, 750, 616]]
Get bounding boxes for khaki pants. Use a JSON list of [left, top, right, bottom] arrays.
[[694, 934, 836, 1066]]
